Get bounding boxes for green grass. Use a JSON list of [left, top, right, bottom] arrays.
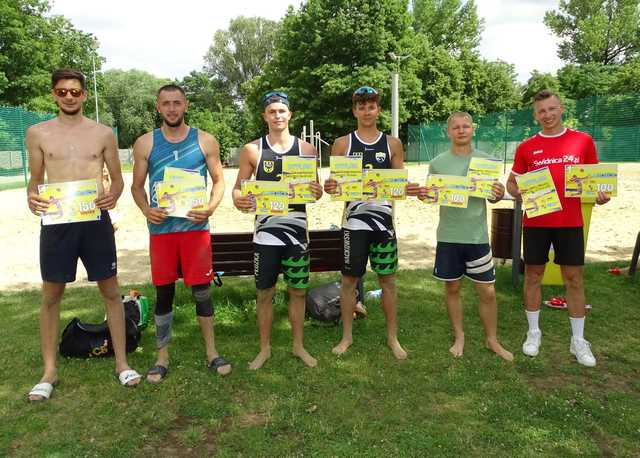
[[1, 264, 639, 457]]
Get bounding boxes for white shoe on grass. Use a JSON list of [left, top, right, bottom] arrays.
[[570, 337, 596, 367], [522, 330, 542, 357]]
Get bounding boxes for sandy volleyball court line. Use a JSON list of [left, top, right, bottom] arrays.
[[1, 164, 638, 291]]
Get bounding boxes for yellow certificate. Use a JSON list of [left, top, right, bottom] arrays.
[[515, 167, 562, 218], [38, 179, 101, 225], [468, 157, 502, 199], [425, 175, 470, 208], [363, 169, 408, 200], [164, 166, 201, 181], [330, 156, 362, 201], [282, 156, 316, 204], [565, 164, 618, 197], [156, 177, 207, 218], [241, 180, 289, 215]]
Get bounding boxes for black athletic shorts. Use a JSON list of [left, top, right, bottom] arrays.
[[433, 242, 495, 283], [523, 226, 584, 266], [40, 210, 117, 283], [342, 228, 398, 277], [253, 243, 309, 290]]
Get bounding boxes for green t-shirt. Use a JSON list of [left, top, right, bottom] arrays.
[[428, 149, 492, 244]]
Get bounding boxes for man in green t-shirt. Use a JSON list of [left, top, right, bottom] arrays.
[[420, 112, 513, 361]]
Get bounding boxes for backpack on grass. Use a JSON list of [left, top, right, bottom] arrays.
[[305, 282, 342, 324], [59, 295, 143, 358]]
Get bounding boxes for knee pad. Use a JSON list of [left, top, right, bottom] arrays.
[[155, 283, 175, 316], [154, 311, 173, 349], [192, 284, 213, 317]]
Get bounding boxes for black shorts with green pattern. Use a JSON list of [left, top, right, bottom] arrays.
[[253, 243, 310, 290], [342, 228, 398, 277]]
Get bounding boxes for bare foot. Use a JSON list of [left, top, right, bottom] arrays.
[[332, 338, 352, 355], [293, 347, 318, 368], [486, 339, 514, 362], [248, 348, 271, 370], [449, 336, 464, 358], [354, 302, 367, 319], [388, 338, 408, 360], [28, 373, 58, 402]]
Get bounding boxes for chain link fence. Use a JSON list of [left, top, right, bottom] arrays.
[[407, 92, 640, 164], [0, 107, 53, 190]]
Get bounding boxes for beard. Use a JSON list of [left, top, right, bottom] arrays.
[[59, 105, 82, 116], [163, 114, 184, 127]]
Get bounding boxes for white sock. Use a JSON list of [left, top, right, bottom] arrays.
[[526, 310, 540, 332], [570, 316, 585, 340]]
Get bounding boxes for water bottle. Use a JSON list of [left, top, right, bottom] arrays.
[[365, 289, 382, 300]]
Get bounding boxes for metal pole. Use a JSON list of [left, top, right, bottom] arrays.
[[391, 72, 399, 138], [92, 54, 99, 123], [309, 120, 314, 149]]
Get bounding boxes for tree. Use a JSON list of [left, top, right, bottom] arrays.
[[544, 0, 640, 65], [251, 0, 420, 141], [557, 63, 617, 99], [0, 0, 102, 108], [102, 69, 170, 148], [412, 0, 484, 54], [203, 16, 280, 102], [521, 70, 562, 104]]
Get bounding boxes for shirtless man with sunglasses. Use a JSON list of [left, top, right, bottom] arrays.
[[25, 68, 140, 402]]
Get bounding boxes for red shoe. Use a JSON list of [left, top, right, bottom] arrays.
[[544, 296, 567, 309], [608, 267, 621, 275]]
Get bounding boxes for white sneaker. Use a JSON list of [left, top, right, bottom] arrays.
[[570, 337, 597, 367], [522, 330, 542, 356]]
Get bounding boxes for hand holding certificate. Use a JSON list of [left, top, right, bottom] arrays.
[[363, 169, 408, 200], [241, 180, 289, 215], [515, 167, 562, 218], [38, 179, 101, 225], [329, 156, 363, 201], [156, 177, 207, 218], [424, 175, 471, 208], [468, 157, 502, 199], [565, 164, 618, 198], [282, 156, 317, 204]]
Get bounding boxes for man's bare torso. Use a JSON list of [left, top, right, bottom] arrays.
[[31, 117, 110, 191]]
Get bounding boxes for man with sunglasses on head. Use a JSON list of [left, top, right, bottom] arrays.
[[232, 91, 322, 370], [131, 84, 230, 383], [25, 68, 141, 401], [324, 86, 420, 360]]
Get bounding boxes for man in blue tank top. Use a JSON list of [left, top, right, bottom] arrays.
[[131, 84, 230, 382], [232, 91, 322, 370], [324, 86, 420, 360]]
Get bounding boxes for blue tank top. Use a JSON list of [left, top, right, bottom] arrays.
[[147, 127, 209, 234]]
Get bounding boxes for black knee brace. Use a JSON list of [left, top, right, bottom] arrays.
[[155, 283, 175, 316], [192, 283, 213, 317]]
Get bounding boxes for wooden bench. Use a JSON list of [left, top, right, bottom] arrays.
[[211, 229, 343, 276]]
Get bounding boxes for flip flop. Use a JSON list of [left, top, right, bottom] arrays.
[[27, 381, 57, 402], [146, 365, 168, 384], [208, 356, 231, 376], [116, 369, 142, 387]]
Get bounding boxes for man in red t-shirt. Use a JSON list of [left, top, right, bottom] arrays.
[[506, 90, 610, 367]]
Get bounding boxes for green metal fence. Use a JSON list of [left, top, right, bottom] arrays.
[[407, 92, 640, 164], [0, 107, 53, 190]]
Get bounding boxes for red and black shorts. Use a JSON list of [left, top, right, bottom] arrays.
[[149, 230, 213, 286]]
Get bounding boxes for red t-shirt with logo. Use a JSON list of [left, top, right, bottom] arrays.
[[511, 128, 598, 227]]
